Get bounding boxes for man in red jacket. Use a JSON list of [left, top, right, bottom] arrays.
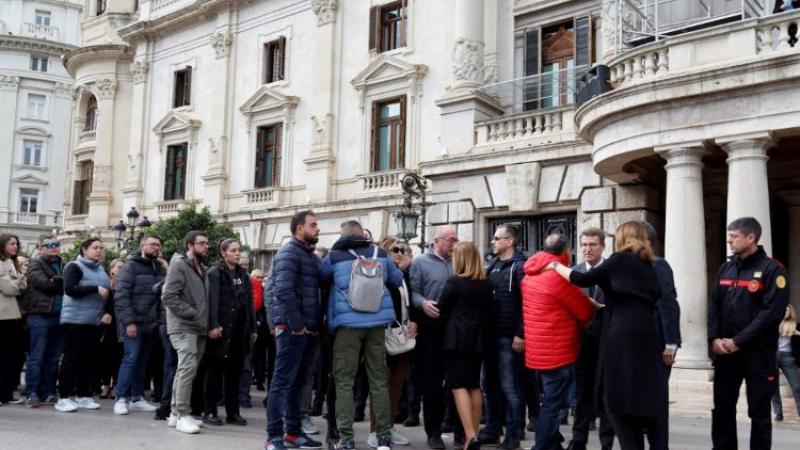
[[521, 234, 596, 450]]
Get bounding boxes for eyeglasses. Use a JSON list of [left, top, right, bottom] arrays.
[[491, 236, 509, 242], [43, 242, 61, 249]]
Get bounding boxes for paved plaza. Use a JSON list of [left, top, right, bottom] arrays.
[[1, 389, 798, 450]]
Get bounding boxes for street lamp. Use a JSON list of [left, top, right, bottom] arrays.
[[395, 172, 430, 250], [113, 207, 152, 250]]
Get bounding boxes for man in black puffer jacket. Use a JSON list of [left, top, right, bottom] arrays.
[[481, 225, 527, 450], [113, 234, 167, 416]]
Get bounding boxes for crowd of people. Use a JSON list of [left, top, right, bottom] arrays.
[[0, 212, 796, 450]]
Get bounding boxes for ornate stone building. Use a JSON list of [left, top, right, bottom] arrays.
[[62, 0, 798, 382], [0, 0, 82, 253]]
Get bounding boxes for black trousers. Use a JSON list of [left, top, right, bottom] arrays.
[[712, 352, 777, 450], [59, 324, 101, 398], [572, 332, 615, 448], [644, 365, 671, 450], [0, 319, 24, 402], [96, 323, 122, 388], [417, 322, 464, 439], [204, 343, 245, 417], [252, 310, 269, 386], [321, 327, 339, 441], [607, 412, 657, 450]]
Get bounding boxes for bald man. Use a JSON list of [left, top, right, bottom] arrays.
[[410, 226, 464, 449]]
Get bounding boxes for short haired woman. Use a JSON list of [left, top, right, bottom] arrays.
[[438, 241, 493, 450]]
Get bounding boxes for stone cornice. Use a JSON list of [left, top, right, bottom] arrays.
[[63, 44, 134, 75], [0, 35, 75, 57], [29, 0, 83, 11], [118, 0, 255, 42]]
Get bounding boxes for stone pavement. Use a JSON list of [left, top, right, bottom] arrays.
[[0, 390, 798, 450]]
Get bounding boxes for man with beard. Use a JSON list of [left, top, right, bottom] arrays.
[[162, 230, 210, 434], [265, 210, 323, 450], [113, 234, 167, 416]]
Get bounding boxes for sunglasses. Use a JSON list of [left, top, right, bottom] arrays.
[[43, 242, 61, 249], [390, 247, 408, 255]]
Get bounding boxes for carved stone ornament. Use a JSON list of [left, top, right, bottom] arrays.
[[55, 83, 72, 98], [601, 0, 618, 61], [93, 164, 112, 191], [452, 38, 485, 85], [210, 31, 233, 59], [94, 79, 118, 99], [131, 61, 149, 84], [311, 114, 333, 148], [311, 0, 338, 26], [0, 74, 20, 89]]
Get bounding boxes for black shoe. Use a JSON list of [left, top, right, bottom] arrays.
[[404, 416, 420, 427], [226, 414, 248, 426], [337, 439, 355, 450], [498, 438, 520, 450], [378, 436, 392, 450], [353, 411, 365, 423], [427, 436, 446, 450], [477, 430, 500, 447], [257, 383, 266, 392], [203, 413, 224, 426], [154, 408, 170, 420], [565, 441, 586, 450], [466, 437, 481, 450], [775, 414, 784, 422]]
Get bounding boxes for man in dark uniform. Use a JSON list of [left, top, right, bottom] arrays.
[[709, 217, 790, 450]]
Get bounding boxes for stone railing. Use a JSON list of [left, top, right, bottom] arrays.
[[24, 22, 59, 41], [65, 214, 88, 227], [474, 106, 574, 147], [245, 188, 275, 204], [359, 171, 405, 191], [79, 130, 96, 144], [156, 201, 182, 215], [3, 212, 61, 226], [609, 47, 669, 86]]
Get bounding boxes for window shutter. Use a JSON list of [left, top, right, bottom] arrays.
[[524, 28, 540, 111], [370, 103, 379, 172], [183, 67, 192, 106], [369, 6, 379, 51], [255, 127, 265, 188], [398, 96, 407, 169], [278, 37, 286, 81], [575, 16, 592, 68], [274, 124, 283, 186], [164, 148, 174, 200]]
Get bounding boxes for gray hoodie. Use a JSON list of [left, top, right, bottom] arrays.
[[162, 253, 208, 336]]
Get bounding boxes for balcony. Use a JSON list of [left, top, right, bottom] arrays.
[[23, 22, 59, 41], [65, 214, 88, 227], [575, 8, 800, 180], [1, 212, 61, 227], [358, 171, 407, 192], [79, 130, 96, 144], [155, 200, 184, 215]]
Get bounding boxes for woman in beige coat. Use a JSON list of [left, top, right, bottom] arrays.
[[0, 233, 27, 404]]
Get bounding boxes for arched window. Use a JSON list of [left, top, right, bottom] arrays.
[[84, 96, 97, 131]]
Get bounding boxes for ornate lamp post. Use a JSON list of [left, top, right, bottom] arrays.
[[113, 207, 152, 250], [395, 173, 430, 250]]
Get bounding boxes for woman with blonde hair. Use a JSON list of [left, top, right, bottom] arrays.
[[438, 241, 493, 450], [772, 304, 800, 421], [549, 221, 664, 450]]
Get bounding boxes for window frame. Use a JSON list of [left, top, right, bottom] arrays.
[[164, 142, 188, 201], [172, 67, 193, 109], [370, 95, 406, 172], [254, 123, 283, 188], [35, 10, 51, 26], [30, 56, 49, 72], [23, 140, 43, 166], [72, 160, 93, 215], [264, 37, 286, 84], [19, 188, 39, 214], [369, 0, 408, 54], [84, 96, 97, 131], [27, 94, 47, 120], [96, 0, 107, 15]]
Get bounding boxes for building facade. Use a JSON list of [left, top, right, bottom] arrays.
[[0, 0, 82, 253], [62, 0, 799, 381]]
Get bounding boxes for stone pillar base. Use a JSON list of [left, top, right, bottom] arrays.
[[670, 366, 714, 394], [435, 91, 503, 155], [303, 150, 336, 202]]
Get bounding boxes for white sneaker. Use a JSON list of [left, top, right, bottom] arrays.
[[301, 414, 320, 435], [54, 398, 78, 413], [75, 397, 100, 410], [168, 413, 178, 427], [190, 416, 204, 428], [390, 429, 410, 446], [367, 432, 379, 449], [113, 399, 129, 415], [128, 398, 157, 412], [176, 416, 201, 434]]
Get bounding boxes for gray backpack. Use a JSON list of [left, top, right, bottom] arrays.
[[346, 246, 385, 313]]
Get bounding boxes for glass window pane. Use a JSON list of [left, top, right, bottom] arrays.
[[380, 102, 400, 118], [378, 125, 391, 171]]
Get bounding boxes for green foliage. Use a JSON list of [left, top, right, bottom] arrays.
[[61, 231, 121, 270], [143, 202, 240, 262]]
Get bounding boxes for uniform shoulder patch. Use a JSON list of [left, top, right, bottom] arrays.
[[776, 275, 786, 289]]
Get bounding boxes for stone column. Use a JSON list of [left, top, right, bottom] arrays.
[[87, 79, 118, 228], [601, 0, 618, 63], [304, 0, 339, 202], [720, 134, 774, 255], [451, 0, 485, 91], [656, 144, 710, 371], [781, 191, 800, 313], [122, 59, 149, 213], [0, 75, 20, 217]]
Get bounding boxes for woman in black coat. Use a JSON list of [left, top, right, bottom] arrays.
[[550, 221, 663, 450], [438, 241, 493, 450], [199, 238, 257, 426]]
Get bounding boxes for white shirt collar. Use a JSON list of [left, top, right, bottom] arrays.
[[586, 257, 604, 270]]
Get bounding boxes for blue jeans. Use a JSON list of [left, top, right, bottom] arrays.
[[159, 324, 177, 410], [266, 331, 318, 439], [25, 314, 64, 399], [534, 365, 574, 450], [772, 350, 800, 417], [115, 323, 156, 400], [482, 337, 525, 440]]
